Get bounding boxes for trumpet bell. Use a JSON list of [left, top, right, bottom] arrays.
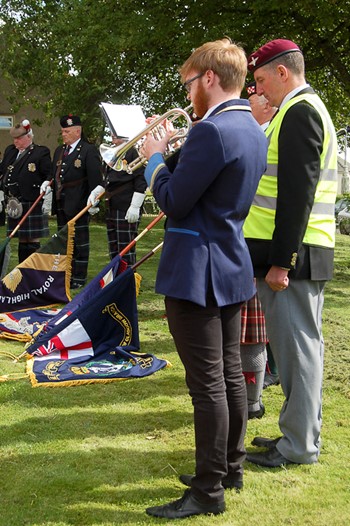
[[99, 142, 127, 171]]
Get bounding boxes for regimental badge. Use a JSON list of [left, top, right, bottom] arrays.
[[67, 118, 73, 126], [28, 163, 36, 172], [249, 56, 259, 67], [42, 361, 65, 381], [74, 159, 82, 168]]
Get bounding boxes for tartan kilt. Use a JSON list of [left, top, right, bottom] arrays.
[[240, 293, 268, 344], [105, 207, 141, 266], [7, 201, 49, 240]]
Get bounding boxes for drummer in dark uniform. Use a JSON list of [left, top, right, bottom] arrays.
[[41, 114, 103, 289], [0, 118, 51, 263]]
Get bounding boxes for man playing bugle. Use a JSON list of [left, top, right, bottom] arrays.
[[142, 38, 267, 519]]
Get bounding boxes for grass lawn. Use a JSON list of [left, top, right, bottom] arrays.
[[0, 215, 349, 526]]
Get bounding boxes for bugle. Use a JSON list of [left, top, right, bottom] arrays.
[[100, 106, 193, 174]]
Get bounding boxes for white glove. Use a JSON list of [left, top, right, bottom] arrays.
[[125, 192, 145, 223], [87, 185, 104, 207], [40, 180, 52, 195], [0, 190, 3, 214], [88, 206, 100, 216]]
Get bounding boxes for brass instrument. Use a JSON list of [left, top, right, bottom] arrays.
[[100, 106, 193, 173]]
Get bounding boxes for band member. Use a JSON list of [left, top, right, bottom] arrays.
[[142, 38, 267, 519], [0, 119, 51, 263], [103, 135, 147, 266], [41, 114, 103, 289]]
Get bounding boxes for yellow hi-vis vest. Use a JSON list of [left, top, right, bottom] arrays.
[[243, 93, 338, 248]]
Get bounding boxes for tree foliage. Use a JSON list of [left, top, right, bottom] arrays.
[[0, 0, 349, 139]]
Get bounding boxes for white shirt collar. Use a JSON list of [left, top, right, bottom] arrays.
[[279, 83, 310, 110], [68, 138, 80, 152]]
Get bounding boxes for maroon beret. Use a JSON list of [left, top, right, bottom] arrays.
[[248, 39, 301, 72]]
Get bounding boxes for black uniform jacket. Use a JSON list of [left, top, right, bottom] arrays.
[[246, 87, 334, 281], [51, 139, 103, 217], [0, 143, 51, 201], [105, 147, 147, 212]]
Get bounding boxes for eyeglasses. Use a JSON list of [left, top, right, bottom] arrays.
[[183, 73, 204, 93]]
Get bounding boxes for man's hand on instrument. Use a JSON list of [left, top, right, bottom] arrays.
[[141, 132, 171, 160]]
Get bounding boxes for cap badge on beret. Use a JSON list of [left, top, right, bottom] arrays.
[[248, 39, 301, 72], [248, 56, 259, 69]]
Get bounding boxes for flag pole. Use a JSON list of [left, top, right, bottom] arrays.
[[119, 211, 165, 257], [67, 190, 106, 225], [131, 242, 163, 270]]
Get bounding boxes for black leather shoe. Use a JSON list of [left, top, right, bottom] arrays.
[[263, 372, 280, 389], [248, 402, 265, 420], [246, 446, 295, 468], [145, 489, 225, 519], [70, 282, 83, 290], [251, 436, 282, 449], [179, 473, 243, 491]]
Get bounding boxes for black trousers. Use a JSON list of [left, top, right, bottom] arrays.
[[165, 295, 247, 504]]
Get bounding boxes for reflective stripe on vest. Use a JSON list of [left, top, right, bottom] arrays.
[[243, 93, 338, 248]]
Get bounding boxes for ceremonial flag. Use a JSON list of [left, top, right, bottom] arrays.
[[0, 223, 74, 313], [0, 247, 126, 342], [26, 267, 169, 387], [0, 308, 60, 342]]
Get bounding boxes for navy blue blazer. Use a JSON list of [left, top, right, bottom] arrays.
[[145, 99, 267, 307]]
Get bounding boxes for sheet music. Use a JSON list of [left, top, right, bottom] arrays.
[[100, 103, 146, 139]]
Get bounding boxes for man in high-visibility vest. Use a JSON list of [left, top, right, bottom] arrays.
[[244, 39, 338, 467]]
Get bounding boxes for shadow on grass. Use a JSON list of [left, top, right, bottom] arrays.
[[0, 363, 188, 409], [0, 446, 195, 525], [0, 404, 193, 447]]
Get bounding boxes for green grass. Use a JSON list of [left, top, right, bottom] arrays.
[[0, 216, 349, 526]]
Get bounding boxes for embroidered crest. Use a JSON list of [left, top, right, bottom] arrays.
[[74, 159, 82, 168], [42, 361, 65, 381], [28, 163, 36, 172]]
